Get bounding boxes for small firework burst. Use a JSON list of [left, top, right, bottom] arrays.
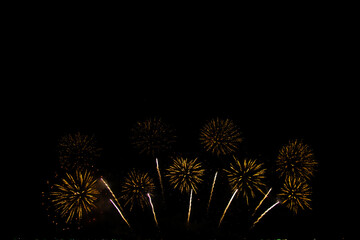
[[276, 139, 317, 180], [58, 132, 101, 171], [48, 169, 99, 224], [199, 118, 243, 156], [278, 177, 312, 214], [130, 117, 176, 156], [225, 157, 267, 205], [166, 157, 205, 194], [121, 170, 155, 211]]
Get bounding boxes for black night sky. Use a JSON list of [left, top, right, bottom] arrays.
[[7, 7, 353, 240]]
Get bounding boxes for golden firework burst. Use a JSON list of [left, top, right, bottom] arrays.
[[199, 118, 243, 156], [121, 170, 155, 210], [58, 132, 101, 171], [49, 169, 99, 224], [166, 157, 205, 194], [278, 177, 312, 214], [130, 117, 176, 156], [225, 157, 267, 205], [276, 139, 317, 180]]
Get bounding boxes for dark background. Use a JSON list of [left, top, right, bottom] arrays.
[[7, 6, 353, 239]]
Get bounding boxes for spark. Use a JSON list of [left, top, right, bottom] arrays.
[[101, 178, 123, 211], [207, 171, 218, 212], [187, 189, 193, 226], [110, 199, 131, 228], [218, 189, 238, 228], [252, 200, 280, 228], [147, 193, 159, 228], [252, 187, 272, 217], [156, 158, 164, 198]]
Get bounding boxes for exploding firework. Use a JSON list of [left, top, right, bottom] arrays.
[[58, 132, 101, 171], [276, 139, 317, 180], [48, 169, 99, 224], [166, 157, 205, 194], [278, 177, 312, 214], [199, 118, 243, 156], [130, 117, 176, 156], [121, 170, 155, 211], [225, 157, 267, 205]]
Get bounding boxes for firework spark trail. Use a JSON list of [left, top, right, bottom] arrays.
[[207, 171, 218, 212], [147, 193, 159, 228], [252, 187, 272, 217], [155, 158, 164, 198], [101, 178, 123, 210], [187, 189, 193, 225], [252, 200, 280, 228], [218, 189, 238, 228], [110, 199, 131, 228]]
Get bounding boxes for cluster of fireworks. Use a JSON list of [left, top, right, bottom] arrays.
[[43, 117, 318, 237]]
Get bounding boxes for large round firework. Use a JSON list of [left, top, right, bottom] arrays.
[[58, 132, 102, 171], [121, 169, 155, 211], [278, 177, 312, 214], [166, 157, 205, 194], [225, 157, 267, 205], [48, 169, 99, 224], [130, 117, 176, 156], [276, 139, 317, 180], [199, 118, 243, 156]]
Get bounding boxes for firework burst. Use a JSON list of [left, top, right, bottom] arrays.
[[225, 157, 267, 205], [121, 170, 155, 211], [166, 157, 205, 194], [58, 132, 101, 171], [48, 169, 99, 224], [278, 177, 312, 214], [276, 139, 317, 180], [130, 117, 176, 156], [199, 118, 243, 156]]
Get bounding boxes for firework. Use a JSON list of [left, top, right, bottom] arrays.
[[156, 158, 164, 198], [252, 200, 280, 228], [187, 189, 193, 225], [252, 187, 272, 217], [166, 157, 205, 194], [58, 132, 101, 171], [207, 171, 218, 211], [110, 199, 131, 228], [278, 177, 312, 214], [49, 169, 99, 224], [218, 189, 238, 228], [101, 178, 123, 211], [225, 157, 267, 205], [130, 117, 176, 156], [147, 193, 159, 227], [276, 139, 317, 180], [121, 170, 155, 211], [199, 118, 243, 156]]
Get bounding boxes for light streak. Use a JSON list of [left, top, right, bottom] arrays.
[[156, 158, 164, 198], [218, 189, 238, 228], [207, 171, 218, 212], [252, 200, 280, 228], [187, 189, 193, 225], [101, 178, 122, 211], [110, 199, 131, 228], [147, 193, 159, 227], [252, 187, 272, 217]]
